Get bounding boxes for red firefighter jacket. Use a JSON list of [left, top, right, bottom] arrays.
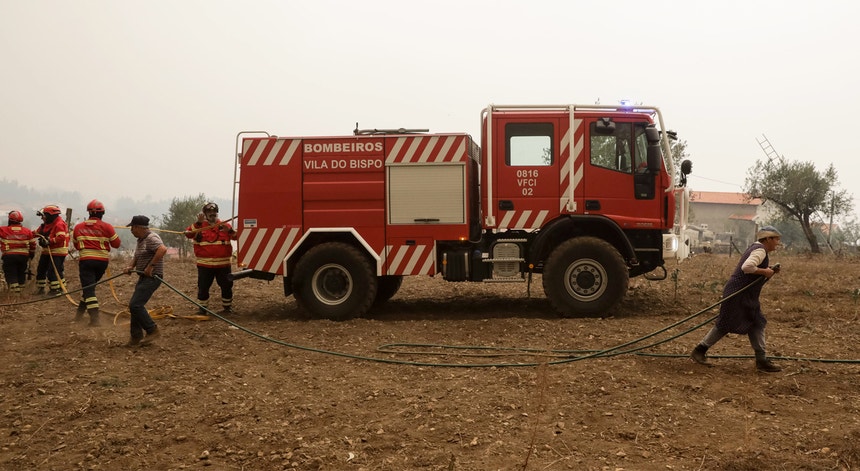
[[0, 224, 36, 257], [35, 218, 69, 256], [72, 218, 121, 262], [185, 220, 235, 268]]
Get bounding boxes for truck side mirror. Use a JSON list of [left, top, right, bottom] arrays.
[[681, 159, 692, 175], [645, 127, 662, 172], [679, 159, 693, 187]]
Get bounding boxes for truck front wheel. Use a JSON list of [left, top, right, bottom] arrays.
[[292, 242, 378, 320], [543, 237, 628, 317]]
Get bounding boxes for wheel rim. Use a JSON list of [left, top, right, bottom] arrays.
[[311, 263, 353, 306], [562, 258, 607, 301]]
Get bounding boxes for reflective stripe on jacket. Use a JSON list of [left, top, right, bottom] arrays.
[[185, 220, 235, 268], [0, 225, 36, 256], [36, 219, 69, 256], [72, 218, 121, 261]]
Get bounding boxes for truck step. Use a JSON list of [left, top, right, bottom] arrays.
[[483, 258, 525, 263], [483, 277, 526, 283]]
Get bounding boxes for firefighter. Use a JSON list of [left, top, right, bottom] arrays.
[[34, 205, 69, 295], [0, 211, 37, 294], [71, 200, 121, 326], [184, 202, 236, 314]]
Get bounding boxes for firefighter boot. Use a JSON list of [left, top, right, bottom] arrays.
[[140, 327, 161, 345], [690, 344, 709, 366], [75, 302, 87, 322], [87, 308, 101, 327], [755, 352, 781, 373]]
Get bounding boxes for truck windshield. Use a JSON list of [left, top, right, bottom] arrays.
[[590, 121, 653, 174], [590, 122, 632, 172]]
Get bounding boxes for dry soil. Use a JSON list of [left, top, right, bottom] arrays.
[[2, 253, 859, 470]]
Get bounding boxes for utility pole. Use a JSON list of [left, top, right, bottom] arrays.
[[829, 192, 834, 246]]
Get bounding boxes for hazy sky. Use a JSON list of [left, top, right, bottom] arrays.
[[2, 1, 859, 217]]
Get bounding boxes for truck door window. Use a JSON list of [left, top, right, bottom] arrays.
[[633, 124, 649, 173], [633, 123, 656, 199], [590, 122, 632, 173], [506, 123, 553, 166]]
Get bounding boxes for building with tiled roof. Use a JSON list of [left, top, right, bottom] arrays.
[[687, 191, 771, 250], [688, 191, 762, 206]]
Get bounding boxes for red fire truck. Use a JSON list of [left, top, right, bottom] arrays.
[[231, 104, 690, 319]]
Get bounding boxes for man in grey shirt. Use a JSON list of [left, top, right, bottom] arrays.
[[124, 215, 167, 347]]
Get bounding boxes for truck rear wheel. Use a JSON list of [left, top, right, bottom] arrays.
[[292, 242, 378, 320], [542, 237, 628, 318], [374, 276, 403, 306]]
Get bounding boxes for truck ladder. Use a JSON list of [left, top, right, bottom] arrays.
[[756, 134, 784, 165]]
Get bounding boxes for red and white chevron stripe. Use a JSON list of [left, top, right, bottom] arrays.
[[243, 138, 302, 167], [497, 210, 551, 231], [386, 135, 468, 164], [384, 244, 436, 276], [558, 119, 585, 213], [238, 227, 302, 275]]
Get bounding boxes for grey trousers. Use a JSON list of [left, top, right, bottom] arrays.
[[699, 325, 767, 356]]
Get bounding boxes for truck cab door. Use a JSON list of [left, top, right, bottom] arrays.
[[492, 119, 560, 230], [582, 119, 662, 228]]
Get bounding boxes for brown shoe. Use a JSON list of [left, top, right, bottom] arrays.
[[140, 327, 161, 345], [756, 359, 781, 373], [126, 337, 142, 348]]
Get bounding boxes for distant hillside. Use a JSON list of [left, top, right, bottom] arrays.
[[0, 179, 231, 228]]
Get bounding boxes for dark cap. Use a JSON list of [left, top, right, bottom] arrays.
[[128, 215, 150, 227]]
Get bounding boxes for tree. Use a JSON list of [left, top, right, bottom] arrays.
[[744, 159, 853, 253], [161, 194, 208, 258], [670, 139, 689, 178], [831, 217, 860, 253]]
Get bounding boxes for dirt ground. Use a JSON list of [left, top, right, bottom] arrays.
[[2, 252, 859, 471]]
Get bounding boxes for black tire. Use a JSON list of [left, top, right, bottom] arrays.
[[292, 242, 378, 320], [374, 276, 403, 306], [542, 237, 628, 318]]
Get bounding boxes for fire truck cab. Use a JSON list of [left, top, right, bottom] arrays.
[[233, 104, 688, 319]]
